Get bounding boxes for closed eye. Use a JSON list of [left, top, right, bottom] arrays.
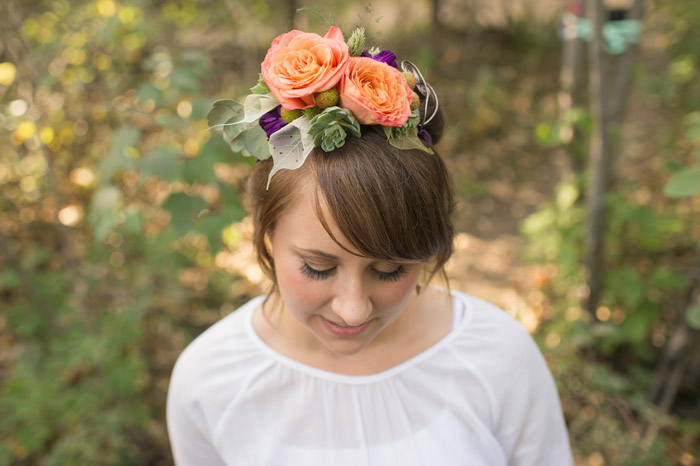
[[375, 265, 409, 282], [300, 262, 335, 281]]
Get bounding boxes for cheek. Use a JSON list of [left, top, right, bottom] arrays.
[[275, 254, 324, 307], [374, 268, 421, 311]]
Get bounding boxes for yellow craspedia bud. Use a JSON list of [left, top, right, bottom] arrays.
[[0, 62, 17, 86], [402, 71, 416, 90], [410, 92, 420, 111]]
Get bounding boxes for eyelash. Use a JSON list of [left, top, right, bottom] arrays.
[[299, 263, 409, 282]]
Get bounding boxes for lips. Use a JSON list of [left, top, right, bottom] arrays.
[[321, 317, 371, 337]]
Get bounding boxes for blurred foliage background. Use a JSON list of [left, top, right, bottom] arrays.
[[0, 0, 699, 464]]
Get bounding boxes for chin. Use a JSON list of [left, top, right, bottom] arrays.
[[318, 336, 374, 357], [324, 340, 370, 356]]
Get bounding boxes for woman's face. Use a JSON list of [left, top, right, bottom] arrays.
[[269, 186, 422, 357]]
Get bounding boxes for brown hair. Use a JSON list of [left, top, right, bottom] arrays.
[[247, 109, 455, 294]]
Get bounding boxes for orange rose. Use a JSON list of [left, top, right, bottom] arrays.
[[261, 27, 349, 110], [338, 57, 413, 127]]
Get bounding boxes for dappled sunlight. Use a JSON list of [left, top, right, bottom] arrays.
[[1, 0, 699, 464]]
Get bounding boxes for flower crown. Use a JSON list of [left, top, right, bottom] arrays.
[[207, 26, 439, 186]]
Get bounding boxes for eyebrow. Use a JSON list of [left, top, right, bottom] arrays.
[[298, 248, 339, 260], [297, 248, 426, 265]]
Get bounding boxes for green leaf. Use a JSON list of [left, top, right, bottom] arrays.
[[0, 268, 22, 291], [192, 98, 217, 120], [161, 192, 208, 236], [181, 49, 211, 71], [196, 215, 228, 253], [139, 146, 181, 182], [196, 186, 245, 253], [250, 74, 270, 94], [684, 111, 700, 141], [171, 68, 201, 92], [207, 100, 272, 159], [182, 136, 232, 185], [136, 83, 162, 106], [207, 100, 243, 129], [123, 206, 142, 235], [241, 124, 271, 159], [687, 297, 700, 330], [619, 305, 659, 343], [664, 166, 700, 198], [88, 186, 122, 241], [387, 129, 434, 154], [98, 126, 141, 182]]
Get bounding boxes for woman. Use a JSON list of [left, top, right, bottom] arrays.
[[167, 26, 574, 466]]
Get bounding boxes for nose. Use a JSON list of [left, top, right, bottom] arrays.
[[330, 279, 372, 326]]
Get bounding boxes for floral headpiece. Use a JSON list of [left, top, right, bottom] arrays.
[[207, 26, 439, 187]]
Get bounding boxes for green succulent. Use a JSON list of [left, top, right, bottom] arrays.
[[309, 107, 362, 152], [389, 108, 420, 139], [303, 106, 323, 120]]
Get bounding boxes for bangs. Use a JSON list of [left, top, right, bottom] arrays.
[[309, 132, 454, 268]]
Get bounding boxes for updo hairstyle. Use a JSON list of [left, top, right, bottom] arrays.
[[247, 99, 454, 293]]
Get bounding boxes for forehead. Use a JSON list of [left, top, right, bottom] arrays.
[[273, 183, 357, 255]]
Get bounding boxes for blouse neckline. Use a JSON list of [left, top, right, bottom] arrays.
[[242, 290, 474, 385]]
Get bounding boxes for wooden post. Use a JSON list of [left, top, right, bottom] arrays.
[[584, 0, 644, 317], [584, 0, 610, 317], [559, 0, 587, 174]]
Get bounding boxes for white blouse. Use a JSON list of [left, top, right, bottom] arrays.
[[167, 291, 574, 466]]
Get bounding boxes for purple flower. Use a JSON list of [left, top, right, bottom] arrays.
[[417, 128, 433, 147], [360, 50, 398, 69], [259, 105, 286, 138]]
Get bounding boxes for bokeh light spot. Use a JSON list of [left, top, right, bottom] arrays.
[[14, 121, 37, 143], [9, 100, 28, 116], [595, 306, 611, 322], [97, 0, 117, 17], [70, 167, 96, 187], [177, 100, 192, 118], [0, 62, 17, 86], [58, 205, 83, 226], [40, 127, 55, 145]]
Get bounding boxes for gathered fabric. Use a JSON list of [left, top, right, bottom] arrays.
[[167, 291, 574, 466]]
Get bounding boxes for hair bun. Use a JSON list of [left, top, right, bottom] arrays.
[[420, 94, 444, 146]]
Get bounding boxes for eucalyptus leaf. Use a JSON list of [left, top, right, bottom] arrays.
[[268, 117, 314, 187], [242, 93, 279, 123], [387, 129, 434, 154], [241, 125, 272, 159], [222, 115, 247, 143], [208, 99, 271, 159], [207, 100, 243, 129]]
